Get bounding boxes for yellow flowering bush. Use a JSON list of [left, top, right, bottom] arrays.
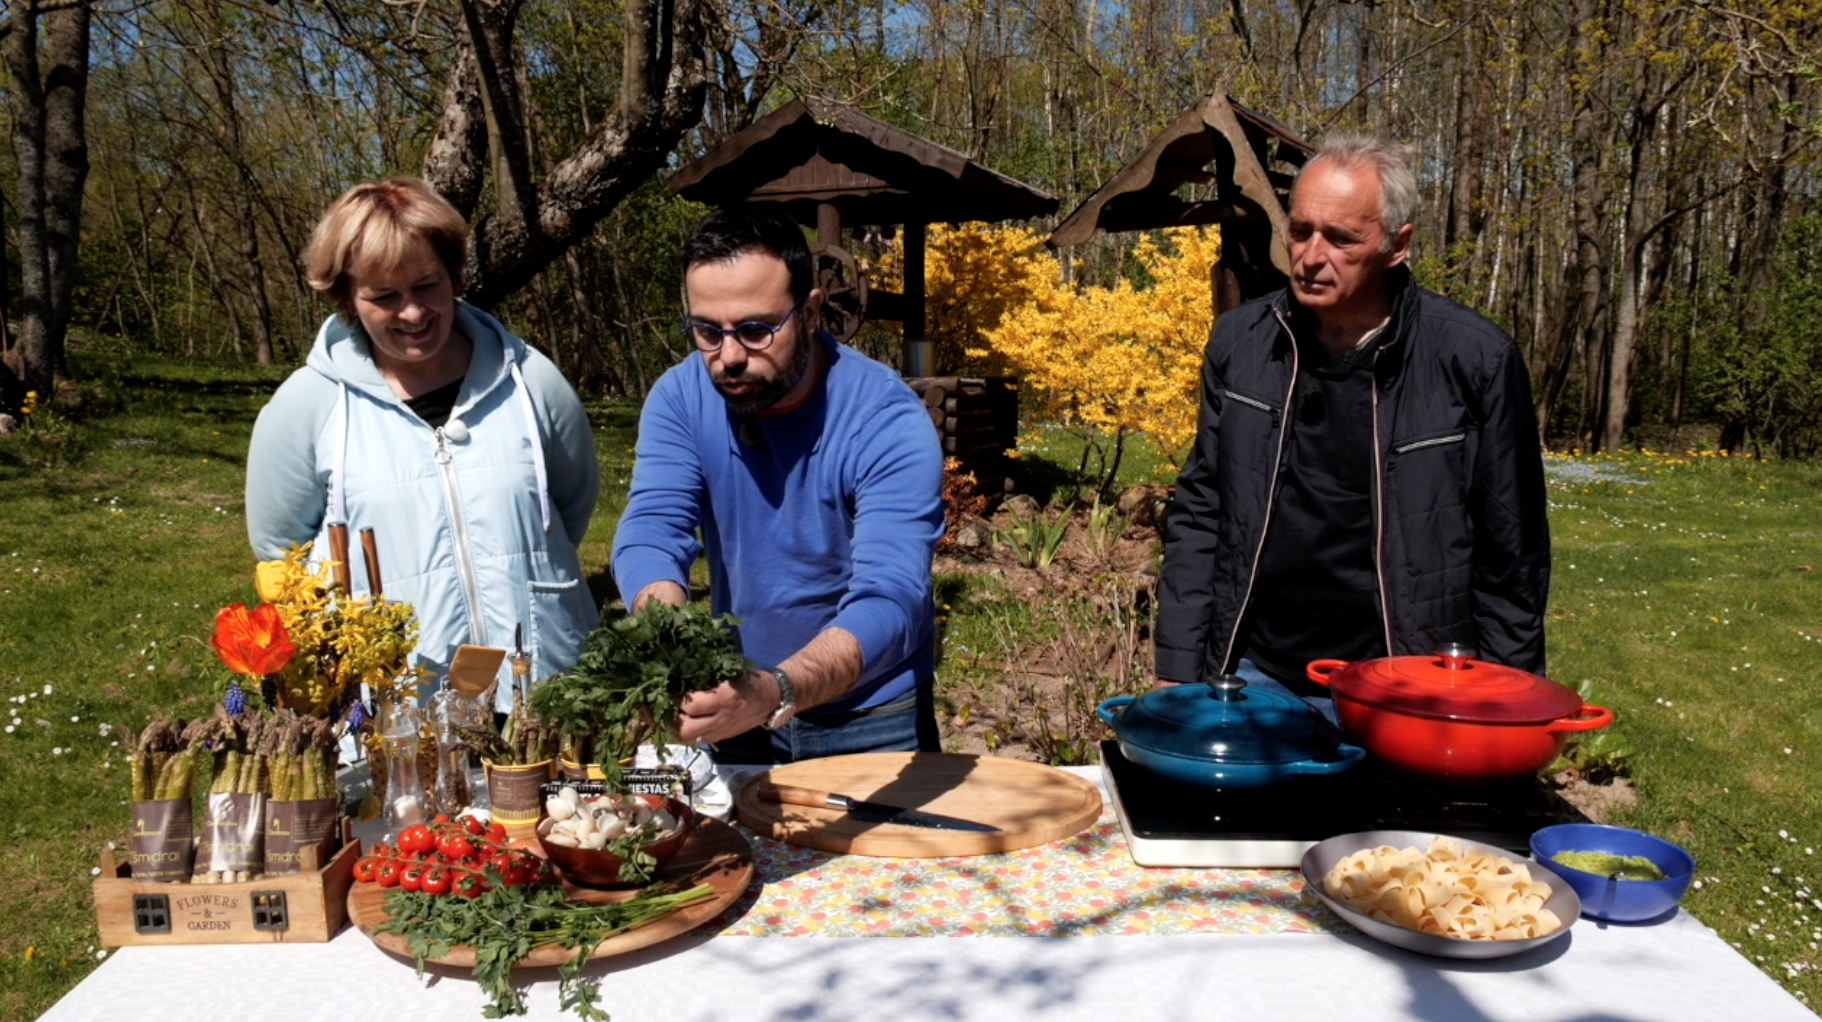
[[977, 226, 1219, 463], [870, 224, 1218, 467], [864, 222, 1061, 376], [254, 543, 423, 717]]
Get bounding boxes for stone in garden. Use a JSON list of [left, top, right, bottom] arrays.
[[952, 520, 992, 552], [0, 414, 16, 436], [1118, 485, 1163, 529], [1003, 493, 1040, 517]]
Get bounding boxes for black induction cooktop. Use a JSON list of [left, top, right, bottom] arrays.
[[1100, 740, 1589, 867]]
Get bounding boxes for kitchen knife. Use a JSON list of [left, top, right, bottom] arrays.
[[755, 783, 1002, 833]]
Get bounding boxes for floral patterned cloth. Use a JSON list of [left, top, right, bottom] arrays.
[[700, 810, 1345, 937]]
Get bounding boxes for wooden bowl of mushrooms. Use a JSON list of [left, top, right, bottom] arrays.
[[536, 784, 696, 888]]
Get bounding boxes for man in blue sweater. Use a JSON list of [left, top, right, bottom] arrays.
[[611, 207, 946, 763]]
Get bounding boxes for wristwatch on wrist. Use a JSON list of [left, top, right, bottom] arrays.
[[764, 667, 797, 730]]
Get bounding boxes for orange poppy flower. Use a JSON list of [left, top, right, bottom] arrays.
[[211, 602, 296, 677]]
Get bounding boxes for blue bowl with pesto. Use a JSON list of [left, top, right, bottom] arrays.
[[1529, 823, 1695, 923]]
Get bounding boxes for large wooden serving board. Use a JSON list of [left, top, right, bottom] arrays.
[[348, 817, 752, 969], [736, 753, 1102, 857]]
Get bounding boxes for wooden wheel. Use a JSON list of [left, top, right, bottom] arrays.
[[812, 244, 868, 342]]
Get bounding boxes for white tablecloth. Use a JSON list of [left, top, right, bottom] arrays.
[[39, 770, 1820, 1022]]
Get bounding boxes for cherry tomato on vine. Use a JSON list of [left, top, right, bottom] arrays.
[[421, 866, 452, 897], [453, 870, 488, 899], [438, 832, 474, 862], [431, 813, 452, 826], [486, 822, 508, 845], [369, 843, 394, 860], [400, 862, 427, 893], [397, 824, 435, 857], [505, 850, 542, 887], [462, 815, 487, 836], [353, 856, 379, 884], [376, 860, 405, 888]]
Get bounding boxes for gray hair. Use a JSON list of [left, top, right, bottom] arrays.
[[1305, 132, 1418, 252]]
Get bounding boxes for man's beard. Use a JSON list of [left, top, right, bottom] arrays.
[[714, 330, 815, 415]]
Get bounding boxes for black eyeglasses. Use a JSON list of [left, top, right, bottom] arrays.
[[683, 300, 803, 353]]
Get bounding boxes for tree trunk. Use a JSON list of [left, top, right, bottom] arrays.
[[425, 0, 706, 310], [199, 0, 275, 365]]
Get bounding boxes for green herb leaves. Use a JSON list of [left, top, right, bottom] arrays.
[[531, 603, 748, 773], [374, 880, 714, 1020]]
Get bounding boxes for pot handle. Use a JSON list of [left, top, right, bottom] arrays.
[[1305, 659, 1348, 687], [1096, 696, 1135, 726], [1546, 704, 1614, 733], [1285, 743, 1367, 776]]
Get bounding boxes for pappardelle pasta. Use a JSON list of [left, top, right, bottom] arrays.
[[1322, 836, 1564, 941]]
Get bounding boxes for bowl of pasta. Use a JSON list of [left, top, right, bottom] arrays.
[[1301, 830, 1581, 959]]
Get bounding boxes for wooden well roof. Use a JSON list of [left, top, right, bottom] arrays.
[[1048, 90, 1314, 275], [666, 98, 1058, 226]]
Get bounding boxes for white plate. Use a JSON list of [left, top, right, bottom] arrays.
[[1300, 829, 1581, 960]]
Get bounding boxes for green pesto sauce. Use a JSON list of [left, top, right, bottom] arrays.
[[1551, 849, 1667, 880]]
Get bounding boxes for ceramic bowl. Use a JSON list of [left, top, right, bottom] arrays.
[[1529, 823, 1695, 923], [538, 794, 695, 888]]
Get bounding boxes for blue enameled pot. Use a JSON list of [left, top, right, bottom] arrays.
[[1097, 676, 1365, 789]]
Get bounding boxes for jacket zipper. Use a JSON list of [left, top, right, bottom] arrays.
[[1222, 390, 1278, 416], [1392, 433, 1464, 454], [1370, 351, 1395, 657], [1219, 310, 1300, 671], [434, 427, 488, 647]]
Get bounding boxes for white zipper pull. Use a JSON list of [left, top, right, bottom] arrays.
[[434, 428, 452, 466]]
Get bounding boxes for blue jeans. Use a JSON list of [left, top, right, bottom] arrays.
[[1233, 657, 1340, 727], [710, 683, 941, 765]]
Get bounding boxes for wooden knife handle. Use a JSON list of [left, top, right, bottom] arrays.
[[754, 783, 843, 810], [359, 527, 383, 598], [326, 522, 351, 594]]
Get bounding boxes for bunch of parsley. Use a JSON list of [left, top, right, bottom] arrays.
[[375, 880, 712, 1019], [531, 602, 748, 775]]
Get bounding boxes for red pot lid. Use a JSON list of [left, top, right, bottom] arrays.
[[1315, 650, 1584, 725]]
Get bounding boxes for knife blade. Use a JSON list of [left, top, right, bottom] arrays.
[[756, 783, 1001, 833]]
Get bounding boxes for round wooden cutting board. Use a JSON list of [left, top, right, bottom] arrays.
[[735, 752, 1103, 857], [348, 816, 753, 969]]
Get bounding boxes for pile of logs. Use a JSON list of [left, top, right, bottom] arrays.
[[907, 376, 1018, 502]]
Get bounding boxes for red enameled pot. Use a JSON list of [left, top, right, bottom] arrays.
[[1305, 646, 1613, 786]]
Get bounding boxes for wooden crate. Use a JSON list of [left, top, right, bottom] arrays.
[[94, 822, 360, 948]]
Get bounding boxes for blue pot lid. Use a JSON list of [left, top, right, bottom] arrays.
[[1109, 676, 1340, 765]]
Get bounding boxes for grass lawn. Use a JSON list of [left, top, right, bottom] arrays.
[[3, 353, 1821, 1015]]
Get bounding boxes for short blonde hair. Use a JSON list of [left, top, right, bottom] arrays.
[[304, 177, 469, 320]]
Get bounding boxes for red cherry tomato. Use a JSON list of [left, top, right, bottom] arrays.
[[369, 843, 394, 860], [454, 870, 488, 899], [353, 856, 379, 884], [397, 824, 435, 857], [463, 815, 486, 836], [421, 866, 452, 896], [486, 822, 508, 845], [505, 850, 542, 887], [485, 850, 513, 881], [376, 860, 405, 888], [437, 832, 474, 863], [431, 813, 452, 826], [400, 862, 427, 893]]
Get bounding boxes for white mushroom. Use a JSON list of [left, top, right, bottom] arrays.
[[537, 816, 559, 837], [544, 831, 580, 847], [580, 829, 608, 850], [545, 796, 575, 822], [597, 814, 627, 841], [558, 786, 582, 811]]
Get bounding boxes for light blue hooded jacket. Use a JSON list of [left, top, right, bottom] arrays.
[[245, 302, 600, 708]]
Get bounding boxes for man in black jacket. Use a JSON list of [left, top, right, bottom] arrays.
[[1154, 132, 1550, 715]]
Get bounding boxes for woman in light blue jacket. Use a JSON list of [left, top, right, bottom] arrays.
[[246, 178, 599, 707]]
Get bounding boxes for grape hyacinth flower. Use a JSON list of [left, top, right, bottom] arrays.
[[224, 681, 247, 718]]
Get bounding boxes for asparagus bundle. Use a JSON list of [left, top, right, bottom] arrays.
[[267, 710, 337, 801], [128, 717, 196, 802], [498, 682, 561, 765], [189, 707, 268, 883]]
